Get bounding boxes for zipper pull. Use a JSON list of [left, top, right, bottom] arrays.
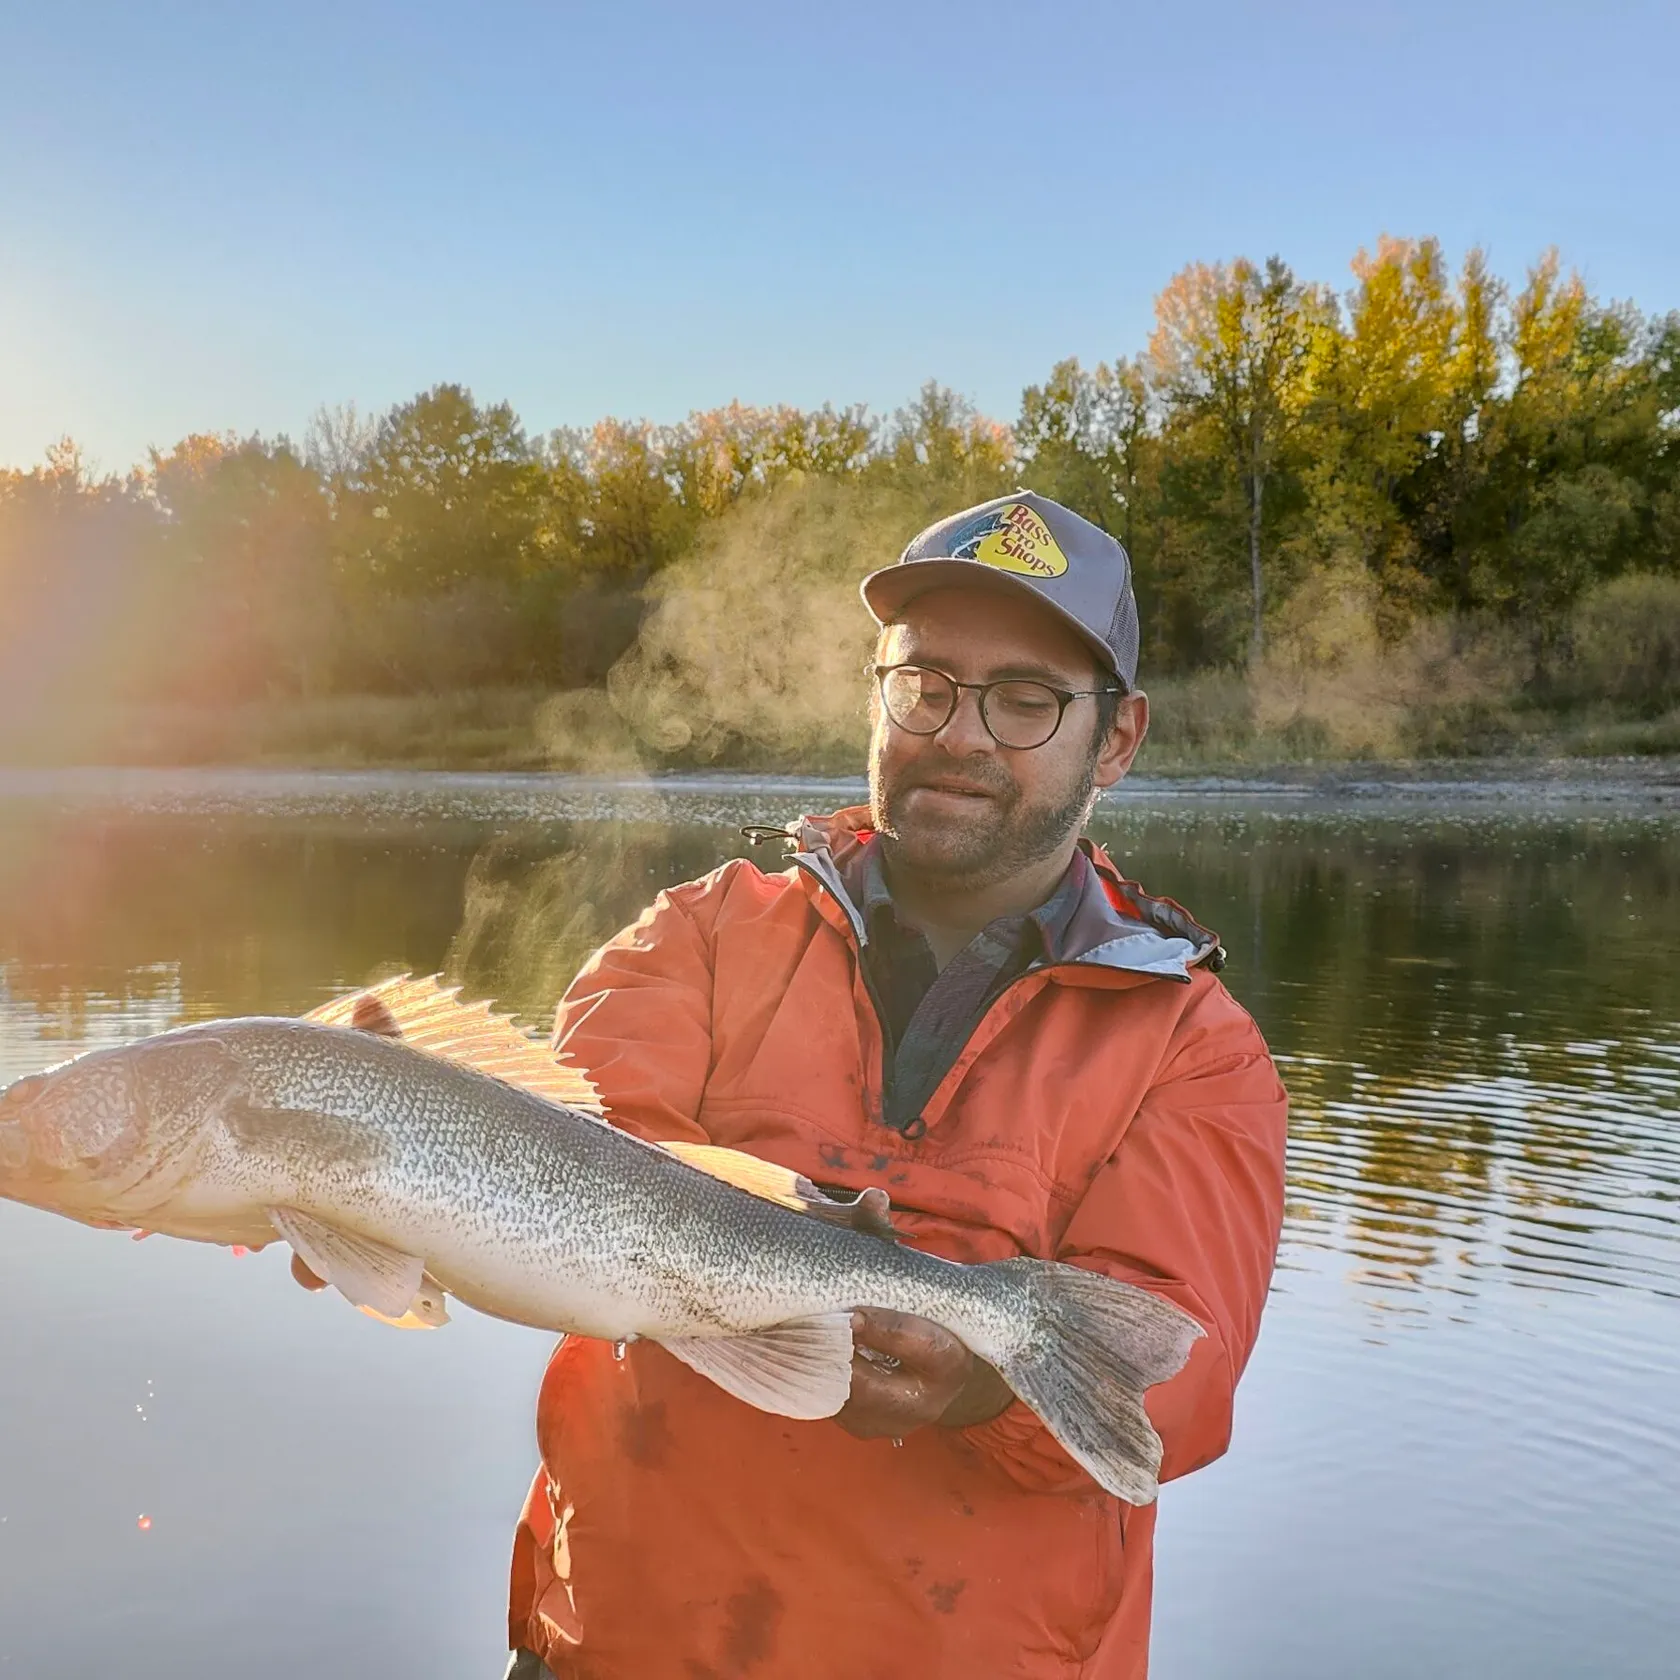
[[740, 824, 795, 850]]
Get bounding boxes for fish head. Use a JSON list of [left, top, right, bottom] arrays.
[[0, 1031, 242, 1221], [0, 1047, 138, 1213]]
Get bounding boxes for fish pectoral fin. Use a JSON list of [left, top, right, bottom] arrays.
[[655, 1313, 855, 1420], [266, 1206, 425, 1321], [660, 1144, 900, 1241], [359, 1272, 451, 1331]]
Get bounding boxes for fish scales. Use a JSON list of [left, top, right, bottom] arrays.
[[220, 1020, 976, 1343]]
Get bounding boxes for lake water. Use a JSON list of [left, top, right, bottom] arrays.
[[1, 766, 1677, 1679]]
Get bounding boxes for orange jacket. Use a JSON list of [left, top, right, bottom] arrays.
[[509, 809, 1288, 1680]]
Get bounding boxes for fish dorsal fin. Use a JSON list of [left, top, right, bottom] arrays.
[[656, 1313, 855, 1419], [305, 975, 603, 1114], [660, 1142, 899, 1240]]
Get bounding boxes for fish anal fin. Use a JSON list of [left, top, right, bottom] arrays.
[[656, 1313, 855, 1420], [661, 1143, 898, 1241], [305, 975, 602, 1115], [359, 1272, 450, 1330], [266, 1206, 424, 1320]]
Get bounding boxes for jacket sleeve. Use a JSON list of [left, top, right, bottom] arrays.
[[960, 980, 1289, 1497], [548, 878, 721, 1147]]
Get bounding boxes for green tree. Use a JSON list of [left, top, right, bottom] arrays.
[[884, 381, 1014, 505], [0, 440, 159, 712], [1299, 238, 1459, 610], [547, 419, 696, 579], [1151, 258, 1327, 664], [1016, 357, 1152, 553], [1461, 256, 1668, 621], [144, 433, 334, 698], [349, 385, 552, 591], [1397, 248, 1506, 612]]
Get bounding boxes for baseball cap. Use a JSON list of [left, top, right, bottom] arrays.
[[859, 489, 1140, 689]]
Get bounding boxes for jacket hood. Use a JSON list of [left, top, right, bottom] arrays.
[[749, 805, 1224, 982]]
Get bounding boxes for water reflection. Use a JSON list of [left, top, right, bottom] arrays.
[[1091, 810, 1680, 1311]]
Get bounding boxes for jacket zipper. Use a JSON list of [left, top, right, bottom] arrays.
[[785, 850, 921, 1138]]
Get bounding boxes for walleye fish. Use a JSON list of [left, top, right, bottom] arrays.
[[0, 977, 1200, 1503]]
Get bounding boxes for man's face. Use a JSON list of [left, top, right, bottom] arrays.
[[867, 584, 1148, 887]]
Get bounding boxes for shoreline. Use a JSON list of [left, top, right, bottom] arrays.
[[2, 756, 1677, 817]]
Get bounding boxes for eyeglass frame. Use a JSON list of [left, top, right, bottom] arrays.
[[871, 661, 1127, 751]]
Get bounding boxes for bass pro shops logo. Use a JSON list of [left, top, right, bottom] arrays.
[[946, 502, 1070, 579]]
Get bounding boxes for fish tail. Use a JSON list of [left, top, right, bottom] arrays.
[[987, 1260, 1203, 1506]]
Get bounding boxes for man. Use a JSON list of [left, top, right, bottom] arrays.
[[505, 491, 1289, 1679]]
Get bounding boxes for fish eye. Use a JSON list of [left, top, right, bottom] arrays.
[[1, 1073, 49, 1110]]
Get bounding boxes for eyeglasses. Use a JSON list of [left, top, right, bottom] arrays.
[[872, 663, 1123, 751]]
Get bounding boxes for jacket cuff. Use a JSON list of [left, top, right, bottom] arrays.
[[957, 1398, 1094, 1496]]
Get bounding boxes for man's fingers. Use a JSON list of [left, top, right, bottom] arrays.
[[837, 1309, 979, 1440], [847, 1357, 918, 1413], [291, 1252, 328, 1291], [838, 1358, 938, 1439], [851, 1308, 969, 1376]]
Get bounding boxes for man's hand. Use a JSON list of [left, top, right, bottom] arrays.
[[290, 1253, 328, 1291], [834, 1308, 1014, 1440]]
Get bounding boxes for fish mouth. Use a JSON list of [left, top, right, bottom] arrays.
[[0, 1117, 31, 1179], [0, 1073, 45, 1177]]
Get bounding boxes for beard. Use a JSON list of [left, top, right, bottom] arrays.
[[868, 738, 1098, 890]]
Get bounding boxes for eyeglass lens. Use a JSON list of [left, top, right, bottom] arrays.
[[878, 667, 1066, 749]]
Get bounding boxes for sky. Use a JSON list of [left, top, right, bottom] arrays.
[[3, 0, 1677, 474]]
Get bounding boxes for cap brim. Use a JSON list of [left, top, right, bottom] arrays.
[[860, 561, 1124, 686]]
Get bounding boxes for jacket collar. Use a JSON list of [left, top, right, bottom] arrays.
[[767, 805, 1223, 981]]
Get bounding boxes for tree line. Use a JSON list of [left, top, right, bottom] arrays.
[[3, 236, 1675, 729]]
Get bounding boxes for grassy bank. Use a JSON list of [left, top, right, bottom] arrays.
[[1138, 675, 1680, 768], [0, 690, 565, 772], [5, 681, 1677, 776]]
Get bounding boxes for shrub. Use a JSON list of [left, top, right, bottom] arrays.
[[1138, 671, 1256, 765], [1568, 573, 1680, 707]]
